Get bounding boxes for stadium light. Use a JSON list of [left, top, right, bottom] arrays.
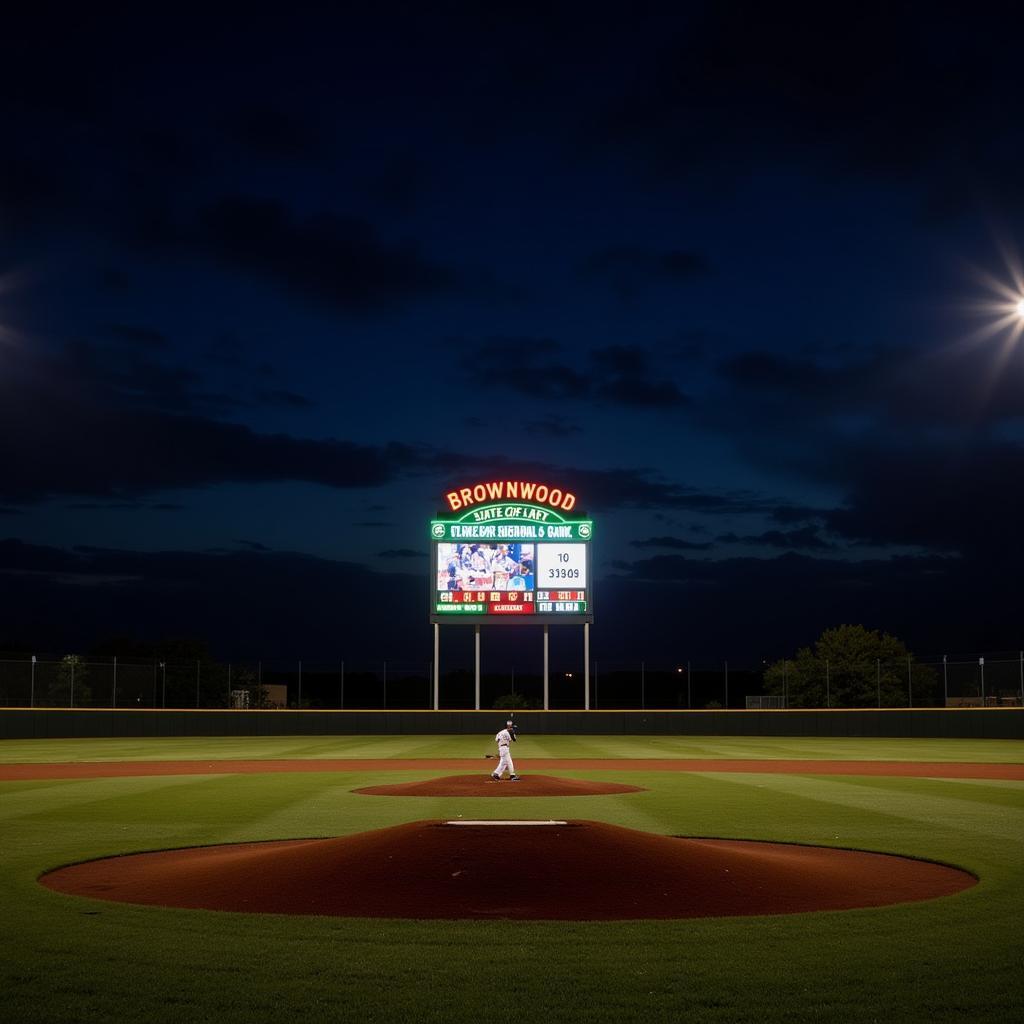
[[960, 237, 1024, 358]]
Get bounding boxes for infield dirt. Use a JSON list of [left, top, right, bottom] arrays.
[[40, 818, 975, 920], [352, 773, 645, 796]]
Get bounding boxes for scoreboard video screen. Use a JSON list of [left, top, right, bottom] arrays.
[[429, 480, 593, 625]]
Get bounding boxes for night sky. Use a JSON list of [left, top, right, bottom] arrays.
[[3, 5, 1023, 669]]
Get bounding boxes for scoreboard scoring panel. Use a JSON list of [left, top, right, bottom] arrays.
[[429, 487, 593, 625], [536, 543, 587, 588]]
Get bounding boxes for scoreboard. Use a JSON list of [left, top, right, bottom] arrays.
[[429, 480, 594, 625]]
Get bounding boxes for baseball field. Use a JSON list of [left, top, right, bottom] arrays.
[[1, 733, 1022, 1023]]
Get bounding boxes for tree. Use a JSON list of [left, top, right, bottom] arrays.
[[492, 693, 539, 710], [55, 654, 92, 706], [763, 624, 937, 708]]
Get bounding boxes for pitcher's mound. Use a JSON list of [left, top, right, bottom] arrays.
[[353, 774, 645, 797], [40, 819, 975, 920]]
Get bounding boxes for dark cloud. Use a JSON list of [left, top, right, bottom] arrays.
[[464, 338, 688, 409], [461, 337, 590, 400], [203, 335, 248, 368], [717, 526, 833, 551], [438, 459, 795, 519], [66, 503, 143, 511], [235, 540, 272, 552], [98, 268, 132, 291], [524, 416, 582, 437], [592, 548, 1023, 657], [354, 521, 395, 528], [600, 374, 688, 409], [582, 245, 711, 300], [705, 333, 1024, 564], [0, 156, 67, 230], [364, 154, 428, 213], [719, 350, 841, 398], [173, 197, 455, 315], [377, 549, 427, 559], [822, 439, 1024, 560], [2, 538, 1017, 662], [0, 343, 441, 503], [0, 539, 84, 574], [224, 105, 323, 160], [105, 324, 169, 348], [58, 340, 241, 416], [631, 536, 713, 551], [715, 343, 1024, 429], [769, 505, 825, 525], [591, 3, 1024, 214], [257, 389, 314, 410], [0, 341, 747, 510], [0, 539, 429, 659]]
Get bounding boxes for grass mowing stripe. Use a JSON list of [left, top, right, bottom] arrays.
[[701, 772, 1024, 846], [2, 734, 1023, 763], [1, 738, 1022, 1024]]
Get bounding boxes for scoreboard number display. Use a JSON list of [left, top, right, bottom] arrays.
[[537, 543, 587, 587], [429, 481, 594, 625]]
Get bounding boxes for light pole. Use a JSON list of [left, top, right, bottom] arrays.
[[160, 662, 166, 708], [979, 657, 985, 706], [30, 655, 36, 708]]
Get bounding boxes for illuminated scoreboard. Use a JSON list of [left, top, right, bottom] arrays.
[[429, 480, 594, 625]]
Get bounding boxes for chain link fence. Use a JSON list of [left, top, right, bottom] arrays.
[[0, 656, 433, 710], [762, 653, 1024, 709], [0, 652, 1021, 710]]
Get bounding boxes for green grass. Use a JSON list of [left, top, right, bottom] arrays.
[[0, 737, 1022, 1023], [2, 733, 1022, 762]]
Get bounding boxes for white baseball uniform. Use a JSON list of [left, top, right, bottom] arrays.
[[493, 727, 515, 778]]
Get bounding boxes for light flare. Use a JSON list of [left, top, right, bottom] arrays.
[[931, 233, 1024, 419], [955, 234, 1024, 360]]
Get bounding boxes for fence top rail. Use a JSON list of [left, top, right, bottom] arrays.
[[1, 705, 1022, 714]]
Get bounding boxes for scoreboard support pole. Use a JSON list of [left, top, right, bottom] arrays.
[[543, 625, 550, 711], [584, 622, 590, 710], [433, 624, 440, 711], [474, 625, 481, 711]]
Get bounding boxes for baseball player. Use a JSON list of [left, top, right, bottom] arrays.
[[490, 719, 519, 781]]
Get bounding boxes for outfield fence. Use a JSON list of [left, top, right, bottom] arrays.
[[0, 651, 1021, 710]]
